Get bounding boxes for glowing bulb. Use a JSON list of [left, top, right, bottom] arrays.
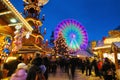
[[15, 25, 22, 30], [10, 18, 17, 23], [26, 32, 31, 39]]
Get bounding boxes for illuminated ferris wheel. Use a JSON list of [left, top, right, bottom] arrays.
[[54, 19, 88, 51]]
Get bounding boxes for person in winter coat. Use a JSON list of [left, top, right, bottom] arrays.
[[102, 58, 116, 80], [97, 59, 103, 78], [81, 59, 85, 74], [26, 57, 45, 80], [92, 58, 99, 76], [10, 63, 27, 80], [85, 57, 92, 76]]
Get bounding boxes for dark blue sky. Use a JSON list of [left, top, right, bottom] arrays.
[[11, 0, 120, 41]]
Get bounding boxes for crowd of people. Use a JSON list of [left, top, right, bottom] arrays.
[[79, 57, 116, 80], [0, 52, 117, 80]]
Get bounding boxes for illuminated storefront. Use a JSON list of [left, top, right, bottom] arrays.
[[92, 29, 120, 69], [0, 0, 33, 60]]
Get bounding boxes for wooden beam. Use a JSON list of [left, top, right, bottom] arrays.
[[0, 11, 12, 16], [2, 0, 33, 32], [8, 23, 23, 26]]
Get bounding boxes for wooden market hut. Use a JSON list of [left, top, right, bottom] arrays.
[[92, 28, 120, 58], [92, 45, 111, 59], [0, 0, 34, 78], [0, 0, 33, 56], [112, 42, 120, 69], [0, 0, 33, 33]]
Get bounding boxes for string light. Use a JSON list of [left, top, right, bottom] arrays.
[[26, 32, 31, 39]]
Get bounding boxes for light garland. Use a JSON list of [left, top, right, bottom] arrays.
[[25, 32, 31, 39], [12, 25, 24, 52], [2, 0, 33, 32]]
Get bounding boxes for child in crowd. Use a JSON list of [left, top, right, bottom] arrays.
[[10, 63, 27, 80]]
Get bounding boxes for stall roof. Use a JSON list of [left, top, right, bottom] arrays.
[[113, 42, 120, 48], [0, 0, 33, 34], [17, 44, 50, 54], [93, 45, 111, 50], [76, 50, 93, 57], [18, 44, 42, 54]]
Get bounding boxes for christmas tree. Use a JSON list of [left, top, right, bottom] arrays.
[[54, 33, 69, 55]]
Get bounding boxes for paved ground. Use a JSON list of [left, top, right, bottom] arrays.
[[48, 68, 104, 80], [2, 68, 104, 80]]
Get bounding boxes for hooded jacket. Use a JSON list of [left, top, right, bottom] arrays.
[[10, 69, 27, 80]]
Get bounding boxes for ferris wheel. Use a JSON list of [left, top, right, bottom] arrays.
[[54, 19, 88, 51]]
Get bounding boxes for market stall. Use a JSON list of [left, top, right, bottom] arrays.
[[111, 42, 120, 79], [0, 0, 33, 61]]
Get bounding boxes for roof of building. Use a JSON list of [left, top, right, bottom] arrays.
[[0, 0, 33, 35], [113, 42, 120, 48]]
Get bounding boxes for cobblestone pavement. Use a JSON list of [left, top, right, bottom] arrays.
[[48, 68, 104, 80]]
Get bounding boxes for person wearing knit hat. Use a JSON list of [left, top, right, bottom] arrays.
[[10, 63, 27, 80], [17, 63, 27, 70]]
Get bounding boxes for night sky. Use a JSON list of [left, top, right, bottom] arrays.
[[10, 0, 120, 42]]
